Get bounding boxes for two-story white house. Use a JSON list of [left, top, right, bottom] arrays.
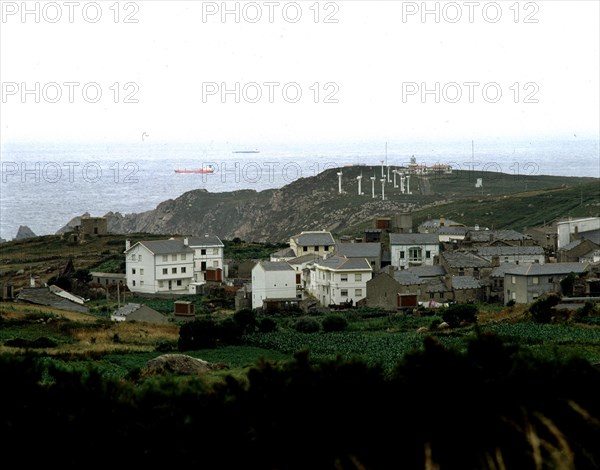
[[252, 261, 298, 309], [187, 235, 226, 282], [308, 255, 373, 307], [390, 233, 440, 270], [289, 231, 336, 257], [124, 239, 195, 294]]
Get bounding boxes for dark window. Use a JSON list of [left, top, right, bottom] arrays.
[[303, 246, 308, 252], [324, 246, 329, 251], [201, 249, 206, 255]]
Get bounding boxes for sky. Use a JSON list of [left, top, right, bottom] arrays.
[[1, 0, 599, 145]]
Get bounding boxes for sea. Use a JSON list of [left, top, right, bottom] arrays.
[[1, 138, 599, 242]]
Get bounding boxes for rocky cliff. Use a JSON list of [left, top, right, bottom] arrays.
[[56, 167, 598, 243]]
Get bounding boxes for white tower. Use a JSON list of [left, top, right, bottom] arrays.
[[381, 160, 385, 177], [337, 171, 343, 194], [380, 178, 386, 201], [400, 173, 405, 194], [370, 176, 376, 198], [406, 175, 411, 194], [393, 170, 398, 188], [356, 174, 363, 195]]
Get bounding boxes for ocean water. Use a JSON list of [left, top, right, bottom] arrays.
[[1, 138, 598, 241]]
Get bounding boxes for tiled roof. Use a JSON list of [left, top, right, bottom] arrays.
[[468, 229, 532, 242], [335, 242, 381, 258], [288, 254, 324, 265], [271, 247, 296, 258], [317, 256, 372, 271], [579, 229, 600, 245], [294, 231, 335, 246], [503, 262, 590, 276], [442, 251, 491, 268], [390, 233, 439, 245], [560, 239, 583, 252], [393, 271, 422, 285], [135, 239, 194, 255], [452, 276, 482, 289], [477, 246, 544, 256], [408, 265, 446, 277], [490, 263, 520, 278], [258, 261, 295, 272], [187, 235, 224, 247]]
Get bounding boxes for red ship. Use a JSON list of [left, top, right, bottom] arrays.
[[174, 164, 215, 174]]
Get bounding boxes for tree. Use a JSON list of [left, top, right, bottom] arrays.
[[441, 303, 478, 328]]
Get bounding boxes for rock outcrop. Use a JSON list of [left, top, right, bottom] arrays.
[[14, 225, 36, 240]]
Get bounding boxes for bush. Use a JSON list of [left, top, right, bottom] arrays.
[[441, 303, 478, 328], [178, 318, 218, 350], [574, 301, 598, 320], [257, 317, 278, 333], [506, 299, 516, 308], [322, 314, 348, 332], [293, 317, 321, 333], [528, 294, 560, 324], [233, 308, 257, 334]]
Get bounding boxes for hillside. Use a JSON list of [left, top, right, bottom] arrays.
[[59, 167, 599, 243]]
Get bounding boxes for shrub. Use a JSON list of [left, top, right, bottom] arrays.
[[506, 299, 516, 308], [574, 301, 598, 320], [293, 317, 321, 333], [528, 294, 560, 324], [322, 314, 348, 332], [178, 318, 218, 350], [257, 317, 278, 333], [441, 303, 478, 328], [233, 308, 258, 334]]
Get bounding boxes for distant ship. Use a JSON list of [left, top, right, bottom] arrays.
[[175, 164, 215, 174], [233, 150, 260, 154]]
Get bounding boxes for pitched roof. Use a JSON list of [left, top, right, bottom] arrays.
[[288, 254, 324, 265], [438, 227, 469, 235], [442, 251, 491, 268], [503, 262, 590, 276], [335, 242, 381, 258], [560, 239, 583, 252], [393, 271, 422, 285], [134, 239, 194, 255], [407, 265, 446, 277], [423, 278, 451, 292], [468, 229, 532, 242], [271, 247, 296, 258], [389, 233, 439, 245], [490, 263, 520, 278], [317, 256, 372, 271], [187, 235, 224, 247], [294, 231, 335, 246], [477, 246, 545, 256], [258, 261, 295, 272], [452, 276, 482, 289], [579, 229, 600, 245]]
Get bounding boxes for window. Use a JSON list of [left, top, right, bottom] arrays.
[[132, 280, 136, 286], [400, 251, 405, 259], [163, 255, 168, 262], [511, 292, 516, 300], [548, 277, 554, 283], [429, 292, 435, 299], [132, 268, 136, 274], [181, 254, 186, 261], [172, 254, 177, 261], [440, 292, 445, 299], [138, 254, 142, 261], [140, 269, 144, 275], [355, 273, 362, 282], [314, 246, 319, 252], [213, 261, 218, 268], [303, 246, 307, 252], [159, 281, 163, 287], [512, 276, 516, 284], [425, 250, 431, 259], [341, 274, 348, 282], [355, 288, 362, 297], [409, 247, 422, 262], [130, 254, 136, 261], [324, 245, 329, 251], [532, 276, 539, 285], [177, 280, 182, 286], [172, 267, 177, 274], [341, 289, 348, 297], [201, 249, 206, 255], [162, 268, 168, 275], [140, 281, 144, 286], [213, 248, 219, 255], [181, 267, 186, 273]]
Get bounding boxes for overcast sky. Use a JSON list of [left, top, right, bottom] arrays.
[[1, 0, 599, 145]]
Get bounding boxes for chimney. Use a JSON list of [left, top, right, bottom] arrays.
[[184, 238, 189, 246], [125, 240, 131, 251], [440, 216, 445, 227]]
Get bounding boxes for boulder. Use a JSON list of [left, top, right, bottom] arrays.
[[140, 354, 215, 377]]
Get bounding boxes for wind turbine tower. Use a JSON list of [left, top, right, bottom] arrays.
[[370, 175, 376, 198], [356, 174, 364, 195], [337, 171, 343, 194]]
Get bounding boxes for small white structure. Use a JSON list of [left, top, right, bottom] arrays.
[[337, 171, 343, 194], [252, 261, 297, 309], [370, 176, 376, 198], [357, 174, 363, 195], [380, 178, 386, 201]]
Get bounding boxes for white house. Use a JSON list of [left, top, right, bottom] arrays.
[[252, 261, 298, 309], [308, 255, 372, 307], [186, 235, 226, 282], [124, 239, 195, 294], [289, 231, 336, 257], [390, 233, 440, 270]]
